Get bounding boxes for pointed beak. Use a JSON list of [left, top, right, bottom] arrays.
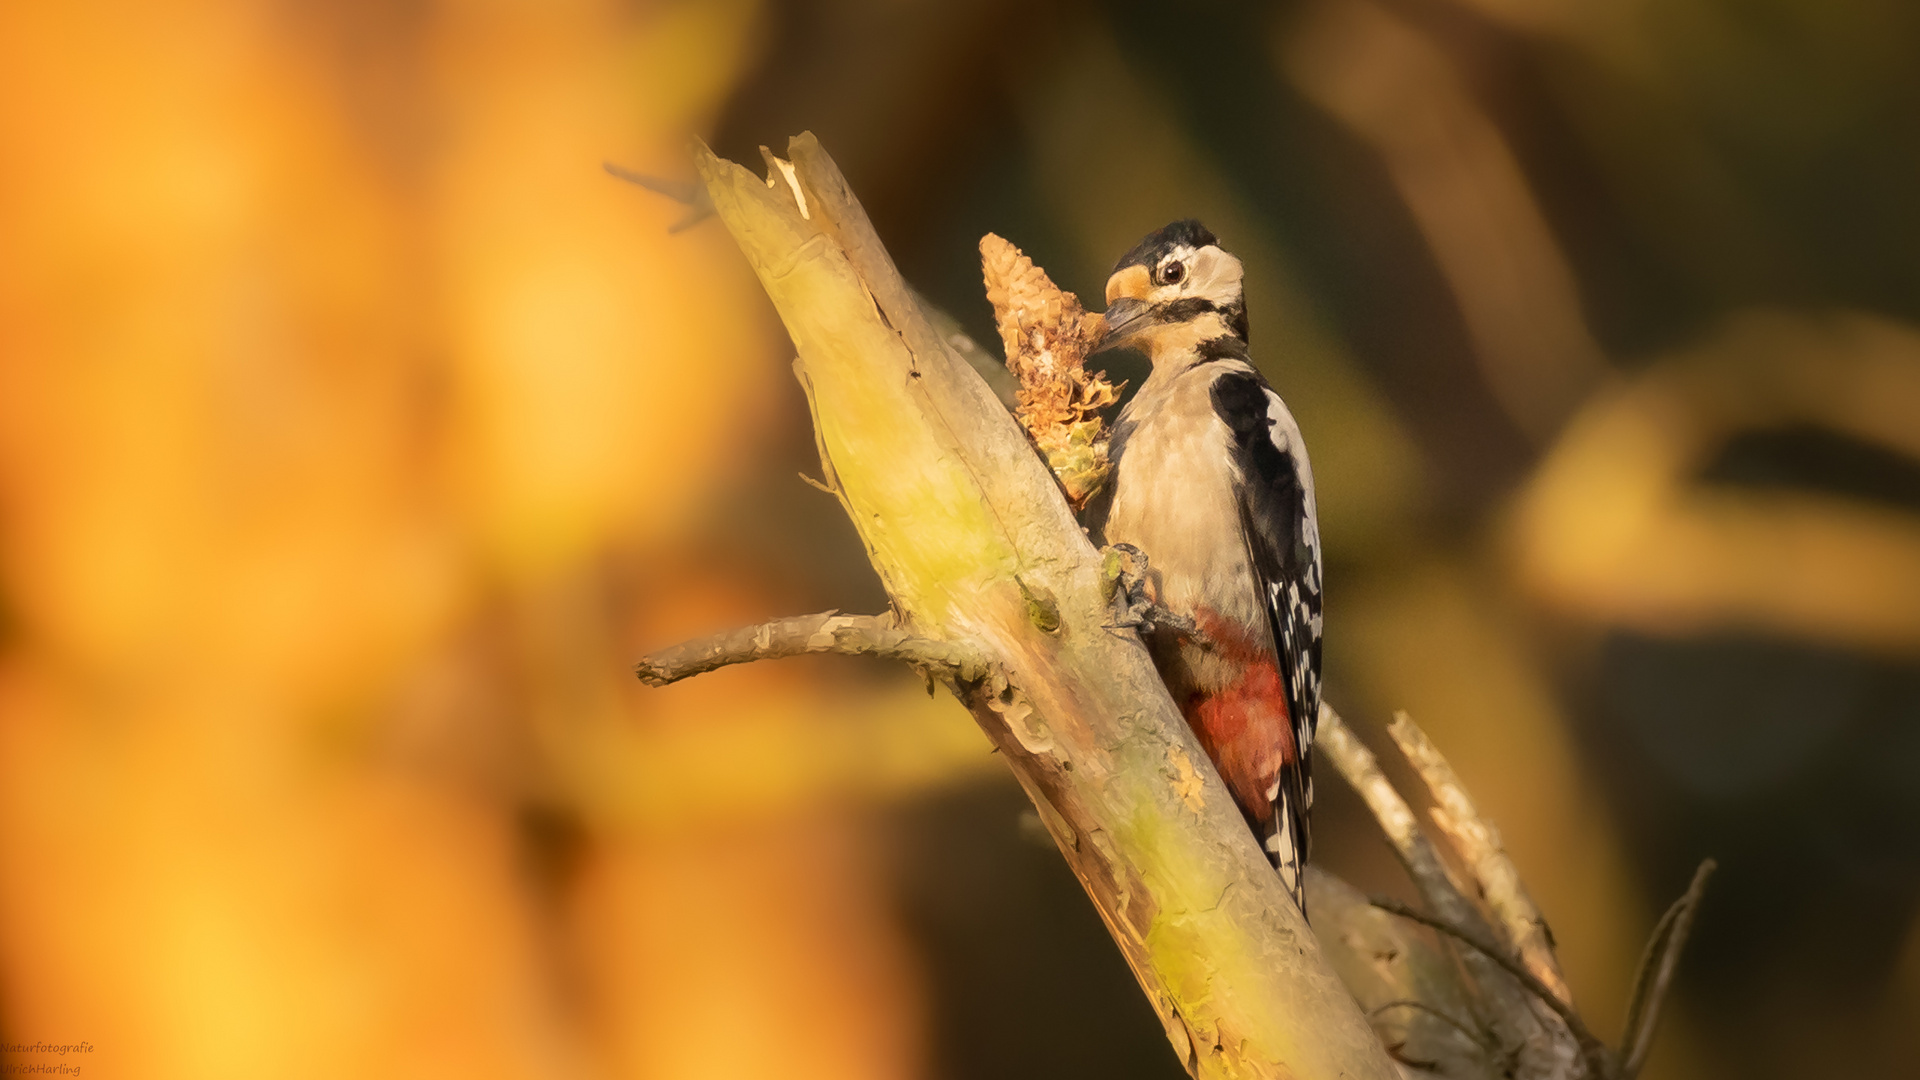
[[1095, 263, 1154, 354], [1093, 297, 1151, 354]]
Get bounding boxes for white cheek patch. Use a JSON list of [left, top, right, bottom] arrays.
[[1185, 246, 1244, 307]]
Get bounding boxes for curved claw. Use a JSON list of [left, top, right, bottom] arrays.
[[1100, 543, 1206, 645]]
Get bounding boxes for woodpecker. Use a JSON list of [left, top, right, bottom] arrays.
[[1089, 220, 1322, 911]]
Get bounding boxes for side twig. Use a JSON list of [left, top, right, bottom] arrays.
[[634, 611, 989, 687], [1619, 860, 1716, 1080], [603, 161, 715, 232], [1387, 710, 1572, 1006]]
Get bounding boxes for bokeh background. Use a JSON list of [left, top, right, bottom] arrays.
[[3, 1, 1918, 1078]]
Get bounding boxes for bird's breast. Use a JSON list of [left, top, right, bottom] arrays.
[[1103, 369, 1269, 683]]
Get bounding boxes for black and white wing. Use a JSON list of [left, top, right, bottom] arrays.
[[1211, 368, 1324, 906]]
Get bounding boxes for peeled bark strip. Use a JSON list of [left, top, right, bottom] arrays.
[[693, 133, 1400, 1080]]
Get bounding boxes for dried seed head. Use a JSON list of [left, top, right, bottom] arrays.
[[980, 233, 1122, 509]]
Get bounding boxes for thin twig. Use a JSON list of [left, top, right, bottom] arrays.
[[1370, 897, 1614, 1080], [1620, 860, 1715, 1080], [1388, 710, 1572, 1006], [634, 611, 989, 686], [1317, 708, 1470, 912], [603, 161, 715, 232], [1617, 890, 1684, 1064]]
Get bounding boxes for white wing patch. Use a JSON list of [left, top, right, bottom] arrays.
[[1264, 388, 1320, 576]]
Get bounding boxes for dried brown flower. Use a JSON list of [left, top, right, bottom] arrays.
[[980, 233, 1121, 510]]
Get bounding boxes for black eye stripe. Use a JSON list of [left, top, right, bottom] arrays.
[[1158, 297, 1221, 323]]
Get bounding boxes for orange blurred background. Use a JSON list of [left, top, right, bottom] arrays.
[[2, 2, 1917, 1079]]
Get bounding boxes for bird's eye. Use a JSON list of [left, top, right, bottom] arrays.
[[1160, 260, 1186, 285]]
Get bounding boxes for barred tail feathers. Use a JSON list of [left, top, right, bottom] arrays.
[[1264, 766, 1309, 914]]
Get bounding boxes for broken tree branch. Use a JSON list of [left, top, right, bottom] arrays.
[[1387, 710, 1572, 1005], [635, 131, 1713, 1080], [673, 132, 1400, 1080], [1318, 706, 1571, 1076], [1317, 709, 1716, 1080]]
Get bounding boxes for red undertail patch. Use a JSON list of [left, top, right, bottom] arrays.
[[1181, 612, 1297, 831]]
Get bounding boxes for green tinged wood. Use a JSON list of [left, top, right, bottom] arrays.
[[695, 133, 1399, 1080]]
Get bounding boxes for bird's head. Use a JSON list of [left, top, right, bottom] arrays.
[[1096, 219, 1247, 362]]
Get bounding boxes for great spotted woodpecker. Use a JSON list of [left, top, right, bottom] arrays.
[[1088, 220, 1323, 912]]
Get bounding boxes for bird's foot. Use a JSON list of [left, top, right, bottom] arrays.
[[1100, 544, 1199, 639]]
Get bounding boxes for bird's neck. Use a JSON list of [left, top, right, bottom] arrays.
[[1145, 310, 1247, 371]]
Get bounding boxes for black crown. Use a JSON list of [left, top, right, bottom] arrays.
[[1112, 219, 1219, 273]]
